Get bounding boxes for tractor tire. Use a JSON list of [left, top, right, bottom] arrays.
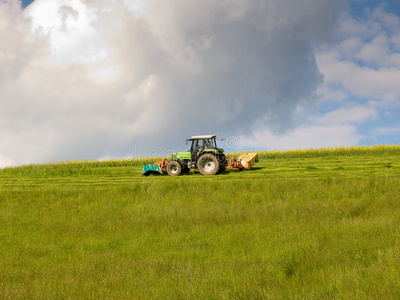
[[197, 153, 219, 175], [166, 161, 182, 176], [182, 165, 190, 174], [217, 154, 227, 174], [217, 164, 227, 174]]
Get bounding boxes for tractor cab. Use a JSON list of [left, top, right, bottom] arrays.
[[186, 135, 221, 161]]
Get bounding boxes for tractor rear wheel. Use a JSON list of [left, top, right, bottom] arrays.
[[197, 154, 219, 175], [217, 154, 227, 174], [217, 164, 226, 174], [166, 161, 182, 176]]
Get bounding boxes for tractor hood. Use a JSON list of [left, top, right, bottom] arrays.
[[172, 152, 191, 160]]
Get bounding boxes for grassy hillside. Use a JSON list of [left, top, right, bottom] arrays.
[[1, 145, 400, 299]]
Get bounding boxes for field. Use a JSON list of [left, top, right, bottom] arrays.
[[1, 145, 400, 299]]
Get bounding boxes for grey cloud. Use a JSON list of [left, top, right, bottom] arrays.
[[0, 0, 346, 166]]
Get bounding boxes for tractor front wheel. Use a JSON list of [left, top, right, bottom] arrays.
[[197, 154, 219, 175], [166, 161, 182, 176]]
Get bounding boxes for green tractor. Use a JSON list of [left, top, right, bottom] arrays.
[[166, 135, 228, 176]]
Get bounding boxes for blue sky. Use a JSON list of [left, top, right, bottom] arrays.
[[21, 0, 34, 8], [350, 0, 400, 16], [1, 0, 399, 166]]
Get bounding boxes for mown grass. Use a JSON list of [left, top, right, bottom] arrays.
[[0, 145, 400, 299]]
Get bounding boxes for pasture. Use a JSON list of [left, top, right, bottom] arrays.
[[1, 145, 400, 299]]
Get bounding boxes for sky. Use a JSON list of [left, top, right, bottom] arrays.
[[1, 0, 400, 167]]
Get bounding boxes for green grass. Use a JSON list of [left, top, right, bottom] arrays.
[[1, 145, 400, 299]]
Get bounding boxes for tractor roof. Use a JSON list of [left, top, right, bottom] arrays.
[[191, 135, 216, 139]]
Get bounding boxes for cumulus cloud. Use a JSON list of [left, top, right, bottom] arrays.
[[317, 51, 400, 101], [371, 126, 400, 137], [299, 3, 400, 151], [313, 105, 378, 125], [317, 5, 400, 104], [239, 3, 400, 152], [239, 124, 361, 150], [1, 0, 348, 167]]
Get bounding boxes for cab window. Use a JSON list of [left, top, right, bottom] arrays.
[[205, 139, 213, 148], [198, 140, 204, 149], [191, 139, 204, 150]]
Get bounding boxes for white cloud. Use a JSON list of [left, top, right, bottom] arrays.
[[318, 5, 400, 102], [314, 85, 349, 105], [371, 126, 400, 137], [310, 4, 400, 149], [239, 124, 361, 150], [27, 0, 109, 64], [0, 151, 14, 168], [317, 51, 400, 100], [313, 105, 377, 125], [356, 34, 400, 67]]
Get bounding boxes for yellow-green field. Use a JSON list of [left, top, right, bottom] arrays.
[[1, 145, 400, 299]]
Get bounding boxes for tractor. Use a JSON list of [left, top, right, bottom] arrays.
[[141, 135, 259, 176], [165, 135, 227, 176]]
